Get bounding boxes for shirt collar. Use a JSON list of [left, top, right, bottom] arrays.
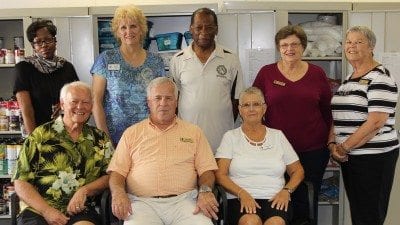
[[53, 115, 90, 143], [148, 116, 179, 132], [183, 42, 225, 60]]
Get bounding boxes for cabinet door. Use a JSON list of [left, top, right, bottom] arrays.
[[218, 12, 276, 87]]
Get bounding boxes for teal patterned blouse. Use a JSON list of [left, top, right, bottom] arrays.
[[90, 48, 166, 145], [13, 116, 113, 213]]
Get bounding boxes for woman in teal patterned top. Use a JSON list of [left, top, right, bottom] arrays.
[[91, 5, 165, 146], [13, 81, 113, 225]]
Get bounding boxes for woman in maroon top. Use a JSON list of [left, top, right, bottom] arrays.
[[253, 25, 332, 225]]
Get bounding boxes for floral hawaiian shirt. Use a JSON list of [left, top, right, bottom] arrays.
[[13, 116, 113, 213]]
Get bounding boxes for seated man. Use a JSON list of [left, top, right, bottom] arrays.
[[13, 81, 113, 225], [108, 77, 219, 225]]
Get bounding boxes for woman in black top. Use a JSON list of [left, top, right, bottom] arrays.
[[14, 20, 79, 134]]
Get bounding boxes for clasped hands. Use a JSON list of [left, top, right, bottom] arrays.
[[329, 143, 350, 162]]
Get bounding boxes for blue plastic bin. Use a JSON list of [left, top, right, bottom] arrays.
[[155, 32, 183, 51]]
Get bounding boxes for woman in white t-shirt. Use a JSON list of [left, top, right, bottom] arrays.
[[215, 87, 304, 225]]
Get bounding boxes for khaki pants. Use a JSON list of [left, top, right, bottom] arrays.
[[124, 189, 214, 225]]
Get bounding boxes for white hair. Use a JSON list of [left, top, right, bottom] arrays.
[[146, 77, 178, 100], [60, 81, 92, 101]]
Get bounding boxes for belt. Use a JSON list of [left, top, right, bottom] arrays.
[[151, 194, 178, 198]]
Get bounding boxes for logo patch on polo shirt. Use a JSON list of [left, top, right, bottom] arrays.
[[216, 65, 227, 77], [359, 79, 371, 85], [180, 137, 194, 143]]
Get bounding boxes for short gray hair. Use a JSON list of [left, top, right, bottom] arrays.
[[60, 81, 92, 101], [146, 77, 178, 100], [239, 87, 265, 104], [346, 26, 376, 48]]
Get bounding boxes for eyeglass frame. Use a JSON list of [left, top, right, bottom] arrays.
[[239, 102, 266, 109], [32, 37, 56, 47], [279, 42, 302, 49]]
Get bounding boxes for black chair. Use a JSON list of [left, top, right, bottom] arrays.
[[100, 189, 123, 225], [214, 181, 315, 225], [213, 184, 228, 225], [10, 191, 110, 225], [10, 192, 19, 225]]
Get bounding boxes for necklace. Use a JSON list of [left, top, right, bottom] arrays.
[[241, 127, 270, 150]]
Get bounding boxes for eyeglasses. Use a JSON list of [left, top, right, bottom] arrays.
[[191, 25, 217, 33], [239, 102, 265, 109], [345, 40, 367, 46], [32, 37, 55, 47], [279, 42, 302, 49]]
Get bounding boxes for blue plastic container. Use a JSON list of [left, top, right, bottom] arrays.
[[155, 32, 183, 51], [183, 31, 193, 45]]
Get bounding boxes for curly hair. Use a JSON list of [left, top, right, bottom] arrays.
[[111, 5, 148, 45], [26, 19, 57, 43]]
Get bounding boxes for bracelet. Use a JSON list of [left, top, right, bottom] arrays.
[[327, 141, 336, 148], [237, 189, 244, 199]]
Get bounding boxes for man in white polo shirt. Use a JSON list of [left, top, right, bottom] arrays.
[[170, 7, 244, 152]]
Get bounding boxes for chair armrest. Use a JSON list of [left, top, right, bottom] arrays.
[[213, 184, 228, 225], [100, 189, 111, 225], [303, 181, 315, 221], [10, 192, 19, 225]]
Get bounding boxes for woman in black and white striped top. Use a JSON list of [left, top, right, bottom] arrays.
[[329, 26, 399, 225]]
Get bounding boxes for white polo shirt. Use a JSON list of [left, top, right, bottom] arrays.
[[170, 43, 244, 152]]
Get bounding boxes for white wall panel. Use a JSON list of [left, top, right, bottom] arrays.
[[52, 18, 72, 62], [349, 12, 371, 28], [217, 13, 238, 53], [251, 13, 275, 50], [385, 12, 400, 52], [70, 17, 94, 85], [371, 12, 385, 53]]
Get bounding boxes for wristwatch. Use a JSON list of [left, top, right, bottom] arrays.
[[199, 185, 212, 193], [283, 187, 294, 194]]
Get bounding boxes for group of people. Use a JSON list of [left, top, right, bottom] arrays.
[[10, 4, 398, 225]]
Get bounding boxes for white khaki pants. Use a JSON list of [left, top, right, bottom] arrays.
[[124, 189, 214, 225]]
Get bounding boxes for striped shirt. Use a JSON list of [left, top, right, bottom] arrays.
[[331, 65, 399, 155]]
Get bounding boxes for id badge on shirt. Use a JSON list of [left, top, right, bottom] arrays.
[[108, 64, 120, 71]]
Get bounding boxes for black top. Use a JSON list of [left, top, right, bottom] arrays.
[[13, 61, 79, 127]]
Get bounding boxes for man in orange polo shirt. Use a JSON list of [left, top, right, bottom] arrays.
[[107, 77, 219, 225]]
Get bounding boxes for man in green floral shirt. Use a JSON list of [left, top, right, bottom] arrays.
[[13, 81, 113, 225]]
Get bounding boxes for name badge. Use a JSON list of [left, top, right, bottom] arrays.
[[359, 79, 371, 85], [107, 64, 120, 71], [273, 80, 286, 86]]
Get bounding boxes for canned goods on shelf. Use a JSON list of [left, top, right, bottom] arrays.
[[14, 36, 24, 49], [5, 49, 15, 64], [15, 49, 25, 63]]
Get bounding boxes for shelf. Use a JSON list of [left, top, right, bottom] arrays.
[[0, 174, 11, 178], [325, 166, 340, 171], [319, 201, 339, 205], [0, 64, 15, 68], [0, 131, 21, 135], [0, 214, 11, 219], [302, 56, 342, 61]]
